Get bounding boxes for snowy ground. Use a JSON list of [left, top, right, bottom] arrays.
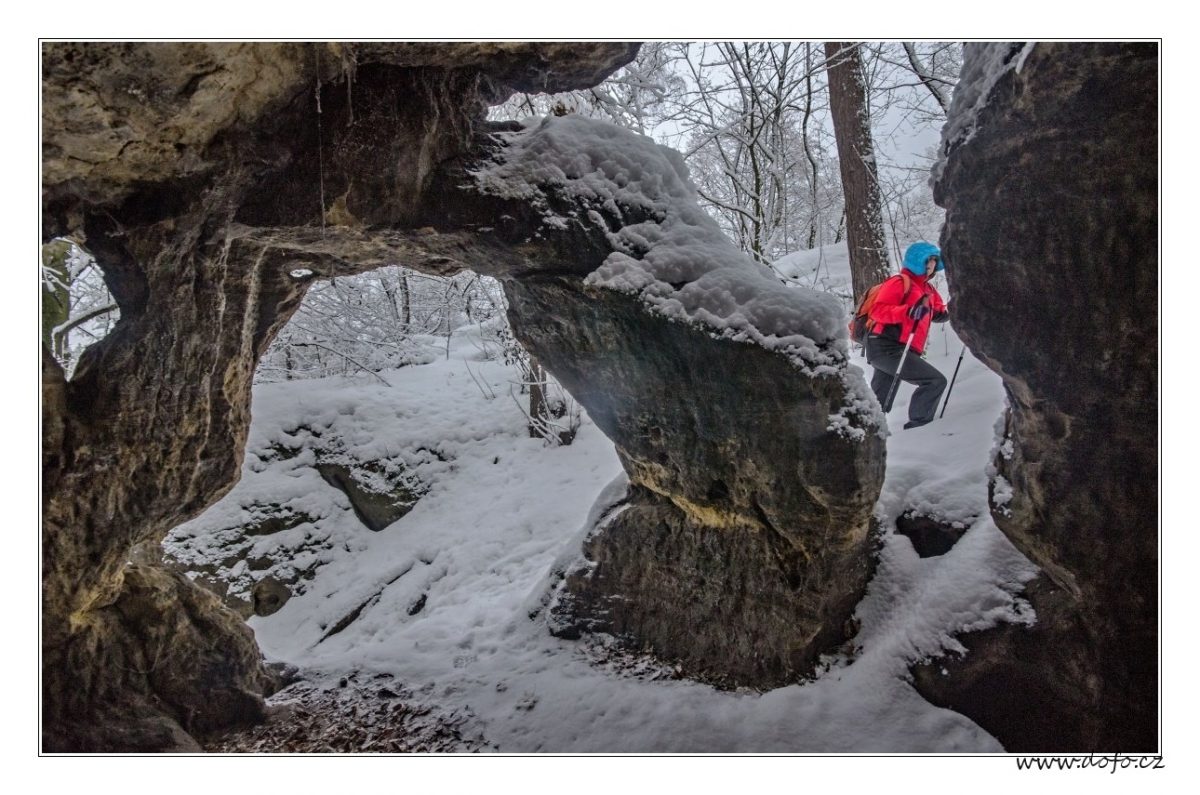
[[169, 245, 1038, 753]]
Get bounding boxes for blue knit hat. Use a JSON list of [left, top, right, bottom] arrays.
[[902, 242, 945, 276]]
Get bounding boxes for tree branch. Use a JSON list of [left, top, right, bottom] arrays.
[[902, 43, 951, 115], [285, 342, 392, 386], [52, 303, 117, 339]]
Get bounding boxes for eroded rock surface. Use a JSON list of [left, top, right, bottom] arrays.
[[517, 281, 882, 685], [922, 42, 1158, 751], [427, 117, 887, 685], [43, 564, 275, 752], [42, 41, 637, 752], [44, 40, 885, 748]]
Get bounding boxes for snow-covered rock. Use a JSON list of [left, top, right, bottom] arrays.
[[458, 116, 887, 683]]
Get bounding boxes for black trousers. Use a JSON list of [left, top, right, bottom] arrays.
[[866, 334, 947, 424]]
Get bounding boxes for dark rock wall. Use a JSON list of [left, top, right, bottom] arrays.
[[43, 565, 275, 752], [922, 42, 1158, 751], [43, 174, 316, 750]]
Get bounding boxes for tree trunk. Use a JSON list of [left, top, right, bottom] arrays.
[[401, 272, 412, 327], [528, 357, 548, 439], [802, 44, 821, 252], [824, 42, 891, 303]]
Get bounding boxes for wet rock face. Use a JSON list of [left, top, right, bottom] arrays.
[[41, 42, 637, 752], [927, 43, 1158, 750]]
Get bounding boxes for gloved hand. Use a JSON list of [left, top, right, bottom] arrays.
[[907, 303, 931, 321]]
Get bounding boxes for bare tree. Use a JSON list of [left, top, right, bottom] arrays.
[[902, 43, 952, 114], [257, 267, 501, 383], [668, 42, 846, 263], [40, 240, 119, 376]]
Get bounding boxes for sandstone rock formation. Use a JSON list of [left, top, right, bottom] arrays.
[[44, 41, 891, 751], [518, 281, 883, 685], [427, 116, 886, 685], [42, 41, 638, 752], [916, 42, 1158, 752]]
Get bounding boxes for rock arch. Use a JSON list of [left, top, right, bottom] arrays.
[[41, 42, 882, 751]]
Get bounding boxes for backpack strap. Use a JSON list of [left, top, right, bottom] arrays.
[[898, 272, 912, 302]]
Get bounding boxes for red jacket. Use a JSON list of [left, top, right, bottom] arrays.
[[868, 273, 947, 355]]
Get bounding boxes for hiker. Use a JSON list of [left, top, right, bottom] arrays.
[[866, 242, 950, 429]]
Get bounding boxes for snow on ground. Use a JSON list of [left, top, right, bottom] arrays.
[[170, 244, 1038, 753]]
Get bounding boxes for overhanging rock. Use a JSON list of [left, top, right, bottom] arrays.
[[41, 41, 639, 752], [438, 115, 888, 685]]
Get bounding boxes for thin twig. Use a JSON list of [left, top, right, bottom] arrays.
[[288, 342, 392, 386]]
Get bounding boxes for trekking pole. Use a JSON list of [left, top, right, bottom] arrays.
[[883, 331, 916, 413], [939, 344, 968, 419], [883, 296, 928, 412]]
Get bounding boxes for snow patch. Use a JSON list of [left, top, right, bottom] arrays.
[[991, 475, 1014, 517], [933, 42, 1036, 183], [472, 115, 849, 374]]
